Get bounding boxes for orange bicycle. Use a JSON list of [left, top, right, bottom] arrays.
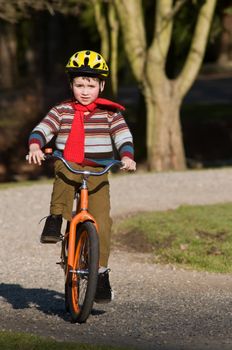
[[45, 149, 121, 323]]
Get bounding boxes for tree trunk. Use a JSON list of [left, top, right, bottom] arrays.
[[114, 0, 216, 171], [144, 79, 186, 171], [0, 22, 17, 89], [108, 3, 119, 96], [217, 10, 232, 66], [92, 0, 109, 61]]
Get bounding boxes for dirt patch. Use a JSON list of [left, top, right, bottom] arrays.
[[113, 228, 154, 253], [195, 229, 228, 242]]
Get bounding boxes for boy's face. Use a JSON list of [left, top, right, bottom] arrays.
[[71, 76, 105, 105]]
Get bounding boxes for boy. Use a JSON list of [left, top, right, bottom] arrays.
[[27, 50, 136, 303]]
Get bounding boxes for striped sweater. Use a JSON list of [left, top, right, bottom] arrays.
[[29, 100, 134, 166]]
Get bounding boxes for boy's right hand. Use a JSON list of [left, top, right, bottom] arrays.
[[27, 144, 45, 165]]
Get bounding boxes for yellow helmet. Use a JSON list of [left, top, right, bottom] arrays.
[[65, 50, 109, 78]]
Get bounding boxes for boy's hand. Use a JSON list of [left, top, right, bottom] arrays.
[[121, 156, 136, 171], [27, 144, 45, 165]]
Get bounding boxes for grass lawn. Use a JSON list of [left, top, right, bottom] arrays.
[[0, 331, 133, 350], [114, 202, 232, 273]]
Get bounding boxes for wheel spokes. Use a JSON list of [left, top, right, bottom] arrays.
[[71, 231, 90, 311]]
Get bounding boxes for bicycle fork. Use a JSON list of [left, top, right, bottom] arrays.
[[66, 178, 98, 277]]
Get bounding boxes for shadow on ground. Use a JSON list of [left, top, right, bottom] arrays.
[[0, 283, 105, 321]]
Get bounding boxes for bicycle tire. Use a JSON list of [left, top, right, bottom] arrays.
[[67, 221, 99, 323], [61, 221, 70, 312], [62, 239, 69, 312]]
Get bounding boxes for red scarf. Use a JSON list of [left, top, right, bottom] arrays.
[[63, 98, 125, 163]]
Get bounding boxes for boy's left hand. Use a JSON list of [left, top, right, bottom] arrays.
[[121, 156, 136, 171]]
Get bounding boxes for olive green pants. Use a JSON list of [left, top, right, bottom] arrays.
[[50, 160, 112, 267]]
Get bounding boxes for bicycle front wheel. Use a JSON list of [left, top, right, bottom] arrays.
[[67, 221, 99, 323]]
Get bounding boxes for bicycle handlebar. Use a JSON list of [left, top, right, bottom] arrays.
[[45, 150, 123, 176]]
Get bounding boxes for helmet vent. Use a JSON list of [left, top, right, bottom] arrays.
[[93, 63, 101, 68], [84, 57, 89, 66], [66, 50, 109, 78], [73, 60, 79, 67]]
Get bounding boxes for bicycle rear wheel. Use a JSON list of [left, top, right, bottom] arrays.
[[67, 221, 99, 323]]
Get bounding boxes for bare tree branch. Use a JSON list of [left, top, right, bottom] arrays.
[[114, 0, 146, 82], [0, 0, 83, 23], [92, 0, 109, 60], [149, 0, 173, 72], [165, 0, 190, 20], [108, 2, 119, 96], [177, 0, 217, 98]]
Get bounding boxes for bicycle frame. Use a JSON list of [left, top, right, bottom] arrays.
[[46, 150, 122, 278], [27, 148, 123, 322], [66, 174, 98, 276]]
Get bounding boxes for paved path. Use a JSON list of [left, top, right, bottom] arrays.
[[1, 168, 232, 349]]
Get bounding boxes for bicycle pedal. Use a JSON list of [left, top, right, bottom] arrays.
[[56, 261, 65, 268]]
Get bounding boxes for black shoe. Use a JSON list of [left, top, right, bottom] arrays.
[[94, 270, 114, 304], [40, 214, 62, 244]]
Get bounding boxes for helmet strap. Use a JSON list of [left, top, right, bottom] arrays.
[[100, 80, 105, 93]]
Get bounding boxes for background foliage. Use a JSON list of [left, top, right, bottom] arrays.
[[0, 0, 231, 179]]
